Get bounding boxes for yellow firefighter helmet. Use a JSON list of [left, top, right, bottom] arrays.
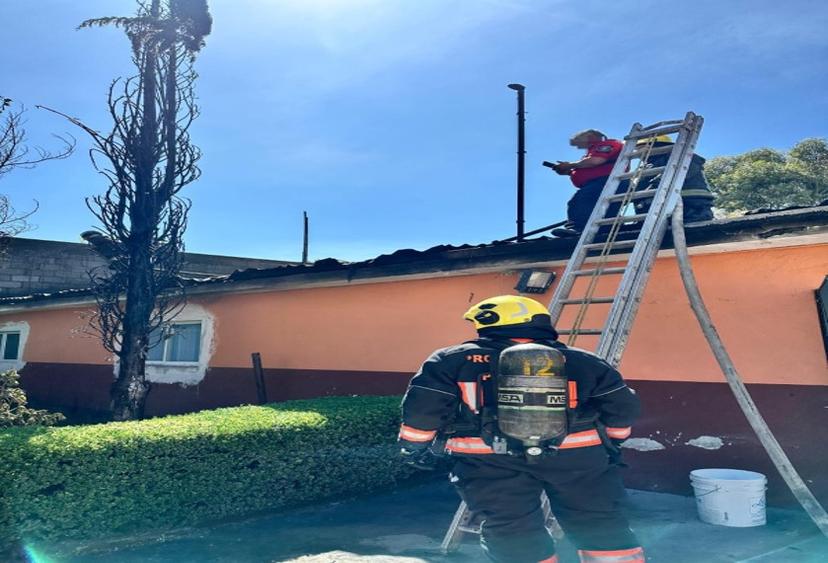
[[636, 134, 673, 146], [463, 295, 550, 330]]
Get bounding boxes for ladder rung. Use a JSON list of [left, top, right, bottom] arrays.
[[557, 329, 603, 335], [572, 267, 626, 276], [583, 240, 637, 251], [626, 123, 683, 140], [559, 297, 615, 305], [616, 166, 666, 181], [595, 214, 648, 226], [629, 145, 675, 158], [458, 525, 481, 533], [607, 190, 658, 203]]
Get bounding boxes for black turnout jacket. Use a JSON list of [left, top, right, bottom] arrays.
[[398, 336, 640, 454]]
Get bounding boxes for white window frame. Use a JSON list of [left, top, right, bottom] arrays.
[[137, 304, 215, 386], [146, 321, 203, 366], [0, 331, 21, 361], [0, 321, 29, 372]]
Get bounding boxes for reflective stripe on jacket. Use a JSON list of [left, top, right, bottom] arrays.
[[398, 424, 437, 443], [445, 429, 605, 454]]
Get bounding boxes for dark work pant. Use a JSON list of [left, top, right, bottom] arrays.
[[566, 178, 630, 231], [681, 198, 714, 222], [450, 447, 639, 563], [567, 177, 608, 231]]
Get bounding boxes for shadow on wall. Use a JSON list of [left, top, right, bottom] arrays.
[[19, 363, 412, 422]]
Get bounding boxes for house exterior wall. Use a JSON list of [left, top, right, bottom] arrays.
[[4, 242, 828, 504]]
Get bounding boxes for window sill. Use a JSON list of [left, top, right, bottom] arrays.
[[145, 361, 206, 386], [0, 358, 24, 372]]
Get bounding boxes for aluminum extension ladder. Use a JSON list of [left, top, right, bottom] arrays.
[[440, 489, 564, 554], [440, 112, 704, 554]]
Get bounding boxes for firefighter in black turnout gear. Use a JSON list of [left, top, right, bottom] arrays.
[[633, 135, 715, 223], [398, 295, 644, 563]]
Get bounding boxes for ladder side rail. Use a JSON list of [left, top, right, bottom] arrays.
[[625, 124, 684, 140], [596, 114, 704, 363], [635, 118, 684, 131], [595, 115, 700, 361], [602, 116, 704, 364], [593, 114, 699, 360], [440, 500, 472, 554], [547, 124, 644, 322], [605, 114, 703, 354]]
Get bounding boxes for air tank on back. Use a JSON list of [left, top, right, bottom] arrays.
[[496, 342, 568, 457]]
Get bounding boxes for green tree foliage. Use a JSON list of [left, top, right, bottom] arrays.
[[706, 138, 828, 212], [0, 370, 64, 427]]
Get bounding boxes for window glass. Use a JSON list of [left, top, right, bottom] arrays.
[[167, 323, 201, 362], [146, 326, 165, 362], [145, 322, 201, 362], [3, 332, 20, 360]]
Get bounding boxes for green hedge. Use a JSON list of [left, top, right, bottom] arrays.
[[0, 395, 413, 551]]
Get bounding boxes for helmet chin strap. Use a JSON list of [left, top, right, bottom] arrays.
[[478, 324, 559, 341]]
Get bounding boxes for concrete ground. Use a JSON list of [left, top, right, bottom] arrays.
[[38, 480, 828, 563]]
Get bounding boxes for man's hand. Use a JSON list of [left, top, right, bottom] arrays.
[[399, 439, 438, 471], [551, 161, 573, 175]]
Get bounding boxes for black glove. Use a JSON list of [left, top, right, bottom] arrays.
[[399, 439, 438, 471], [608, 439, 628, 468], [596, 422, 628, 468]]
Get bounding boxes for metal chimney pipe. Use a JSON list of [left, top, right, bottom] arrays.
[[508, 83, 526, 241], [302, 211, 309, 264]]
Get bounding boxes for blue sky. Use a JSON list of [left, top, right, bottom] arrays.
[[2, 0, 827, 262]]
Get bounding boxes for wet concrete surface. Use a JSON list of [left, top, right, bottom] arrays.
[[33, 480, 828, 563]]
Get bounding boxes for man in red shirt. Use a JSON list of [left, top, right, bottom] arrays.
[[548, 129, 624, 237]]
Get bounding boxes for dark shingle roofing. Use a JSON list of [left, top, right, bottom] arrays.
[[1, 205, 826, 309]]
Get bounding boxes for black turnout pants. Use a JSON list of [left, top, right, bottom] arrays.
[[450, 446, 639, 563]]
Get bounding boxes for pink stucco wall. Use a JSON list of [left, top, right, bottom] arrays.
[[3, 243, 827, 386]]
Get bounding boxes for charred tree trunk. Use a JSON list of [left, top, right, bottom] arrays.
[[111, 245, 154, 420], [110, 0, 160, 420], [48, 0, 213, 420]]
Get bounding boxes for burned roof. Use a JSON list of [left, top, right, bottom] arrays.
[[1, 205, 826, 309]]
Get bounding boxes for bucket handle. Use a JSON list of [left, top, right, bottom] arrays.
[[693, 486, 721, 498]]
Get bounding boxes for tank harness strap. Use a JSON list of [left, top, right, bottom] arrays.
[[457, 382, 479, 413], [568, 380, 578, 409]]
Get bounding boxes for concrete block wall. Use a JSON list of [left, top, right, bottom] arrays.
[[0, 238, 297, 297]]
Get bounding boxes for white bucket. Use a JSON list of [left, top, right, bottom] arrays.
[[690, 468, 767, 527]]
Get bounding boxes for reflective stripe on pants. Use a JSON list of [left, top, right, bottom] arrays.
[[578, 547, 645, 562]]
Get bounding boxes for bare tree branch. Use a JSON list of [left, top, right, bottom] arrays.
[[0, 106, 75, 178], [0, 98, 75, 244]]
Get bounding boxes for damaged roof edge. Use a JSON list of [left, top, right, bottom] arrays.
[[0, 206, 826, 312]]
